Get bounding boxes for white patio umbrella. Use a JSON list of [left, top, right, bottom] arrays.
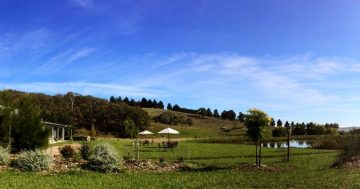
[[138, 130, 153, 140], [139, 130, 154, 135], [158, 127, 179, 141]]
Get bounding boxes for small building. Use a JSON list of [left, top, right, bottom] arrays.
[[42, 121, 72, 144]]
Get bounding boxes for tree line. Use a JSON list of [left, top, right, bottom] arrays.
[[110, 96, 165, 109], [109, 96, 246, 121], [0, 90, 151, 140], [270, 118, 339, 136]]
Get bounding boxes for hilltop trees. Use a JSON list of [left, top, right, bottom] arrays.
[[154, 111, 192, 126], [244, 108, 271, 167], [167, 103, 172, 110], [277, 119, 283, 127], [270, 120, 339, 136], [270, 118, 276, 127], [0, 90, 150, 139], [221, 110, 236, 120], [213, 109, 220, 118], [284, 121, 290, 128], [238, 112, 246, 122]]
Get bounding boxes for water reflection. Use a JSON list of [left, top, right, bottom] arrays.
[[262, 140, 312, 148]]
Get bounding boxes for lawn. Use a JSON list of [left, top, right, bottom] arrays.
[[1, 140, 360, 189]]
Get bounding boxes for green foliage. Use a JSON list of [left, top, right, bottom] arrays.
[[10, 96, 49, 152], [197, 108, 208, 117], [284, 121, 290, 128], [167, 103, 172, 110], [0, 90, 150, 139], [244, 108, 271, 142], [80, 142, 91, 160], [86, 143, 122, 172], [0, 146, 10, 165], [221, 110, 236, 120], [270, 118, 275, 127], [14, 149, 52, 171], [292, 123, 306, 135], [59, 145, 75, 159], [237, 112, 245, 122], [340, 134, 360, 161], [272, 127, 288, 137], [73, 128, 89, 139], [213, 109, 220, 118], [154, 111, 192, 126], [119, 119, 138, 138]]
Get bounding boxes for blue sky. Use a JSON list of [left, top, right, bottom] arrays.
[[1, 0, 360, 126]]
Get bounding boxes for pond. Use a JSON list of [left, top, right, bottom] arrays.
[[262, 140, 312, 148]]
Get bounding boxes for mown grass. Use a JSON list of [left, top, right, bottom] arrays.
[[1, 139, 360, 188]]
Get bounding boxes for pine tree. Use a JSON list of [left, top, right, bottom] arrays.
[[158, 101, 164, 109], [206, 108, 212, 117], [213, 109, 220, 118], [270, 118, 276, 127], [167, 103, 172, 110]]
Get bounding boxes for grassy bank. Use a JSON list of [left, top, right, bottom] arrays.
[[1, 139, 360, 188]]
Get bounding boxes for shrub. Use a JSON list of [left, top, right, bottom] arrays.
[[342, 135, 360, 159], [59, 145, 75, 159], [73, 128, 89, 140], [15, 149, 52, 171], [154, 111, 189, 126], [80, 142, 91, 160], [0, 146, 10, 165], [86, 143, 121, 172]]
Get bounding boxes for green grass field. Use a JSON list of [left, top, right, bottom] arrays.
[[1, 139, 360, 189], [0, 108, 353, 188]]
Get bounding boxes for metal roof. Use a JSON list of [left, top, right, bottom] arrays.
[[42, 121, 71, 128]]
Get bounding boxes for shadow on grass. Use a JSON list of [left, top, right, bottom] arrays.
[[179, 165, 230, 172], [185, 151, 337, 161]]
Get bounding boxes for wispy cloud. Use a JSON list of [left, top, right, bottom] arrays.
[[67, 48, 95, 62], [69, 0, 94, 9], [122, 53, 360, 120], [2, 51, 360, 126], [37, 48, 96, 73]]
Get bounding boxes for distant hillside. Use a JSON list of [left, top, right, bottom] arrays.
[[338, 127, 360, 132], [142, 108, 245, 139]]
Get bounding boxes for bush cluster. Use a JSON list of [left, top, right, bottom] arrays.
[[0, 146, 10, 165], [154, 111, 192, 126], [86, 143, 122, 172], [59, 145, 75, 159], [80, 142, 91, 160], [15, 149, 52, 171]]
